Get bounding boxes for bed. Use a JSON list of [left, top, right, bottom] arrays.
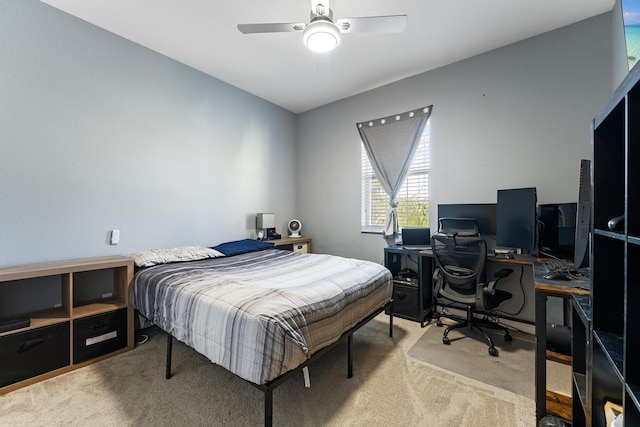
[[130, 241, 394, 426]]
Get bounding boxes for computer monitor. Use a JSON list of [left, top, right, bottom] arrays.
[[437, 203, 497, 236], [538, 203, 577, 259], [497, 187, 538, 253]]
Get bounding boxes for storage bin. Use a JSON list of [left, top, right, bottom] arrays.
[[73, 308, 127, 364], [388, 280, 419, 320], [0, 322, 70, 387]]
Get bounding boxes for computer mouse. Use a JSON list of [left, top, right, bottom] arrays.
[[543, 272, 571, 281]]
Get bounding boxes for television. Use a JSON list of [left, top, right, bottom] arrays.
[[538, 203, 577, 259], [496, 187, 538, 253], [437, 203, 497, 236]]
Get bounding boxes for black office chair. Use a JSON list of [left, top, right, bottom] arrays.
[[431, 232, 513, 356]]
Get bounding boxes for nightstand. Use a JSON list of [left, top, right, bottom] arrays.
[[272, 237, 312, 253]]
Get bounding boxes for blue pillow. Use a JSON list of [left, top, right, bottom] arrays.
[[212, 239, 275, 256]]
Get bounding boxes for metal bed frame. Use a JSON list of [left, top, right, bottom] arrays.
[[165, 300, 394, 426]]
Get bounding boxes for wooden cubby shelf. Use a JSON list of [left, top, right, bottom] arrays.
[[0, 255, 134, 395]]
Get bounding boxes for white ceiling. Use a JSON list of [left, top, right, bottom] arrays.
[[41, 0, 615, 114]]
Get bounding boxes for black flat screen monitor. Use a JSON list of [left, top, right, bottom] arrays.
[[437, 203, 497, 236], [538, 203, 577, 259], [497, 187, 538, 253]]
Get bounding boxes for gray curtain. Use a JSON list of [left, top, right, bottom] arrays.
[[358, 106, 432, 246]]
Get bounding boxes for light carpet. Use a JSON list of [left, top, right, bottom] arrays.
[[0, 315, 535, 426], [407, 320, 535, 398]]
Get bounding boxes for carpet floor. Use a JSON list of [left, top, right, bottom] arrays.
[[0, 315, 536, 426]]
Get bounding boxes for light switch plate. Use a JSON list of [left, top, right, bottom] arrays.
[[110, 229, 120, 245]]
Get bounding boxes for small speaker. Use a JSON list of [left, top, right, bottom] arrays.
[[546, 323, 571, 355]]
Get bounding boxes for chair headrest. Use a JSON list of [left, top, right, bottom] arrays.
[[438, 217, 480, 236]]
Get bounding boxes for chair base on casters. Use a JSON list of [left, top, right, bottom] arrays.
[[436, 307, 512, 357]]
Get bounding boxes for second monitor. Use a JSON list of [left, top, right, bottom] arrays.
[[496, 187, 538, 254], [538, 202, 577, 259]]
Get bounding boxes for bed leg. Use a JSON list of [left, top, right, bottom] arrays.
[[166, 333, 173, 379], [264, 388, 273, 427], [388, 299, 394, 338], [347, 334, 353, 378]]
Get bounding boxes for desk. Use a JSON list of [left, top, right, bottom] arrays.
[[421, 251, 537, 325], [533, 263, 589, 422], [485, 254, 537, 325]]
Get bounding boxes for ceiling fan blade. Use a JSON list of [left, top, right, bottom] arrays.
[[237, 23, 306, 34], [336, 15, 407, 33]]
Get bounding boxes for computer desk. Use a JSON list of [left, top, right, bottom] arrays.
[[421, 250, 590, 423], [532, 262, 589, 423]]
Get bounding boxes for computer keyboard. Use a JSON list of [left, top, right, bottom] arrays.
[[542, 259, 570, 273], [541, 259, 589, 281]]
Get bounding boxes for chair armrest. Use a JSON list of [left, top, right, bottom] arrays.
[[484, 268, 513, 295]]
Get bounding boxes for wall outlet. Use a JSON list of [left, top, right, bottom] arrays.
[[110, 229, 120, 245]]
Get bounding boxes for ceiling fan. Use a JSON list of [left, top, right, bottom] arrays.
[[237, 0, 407, 53]]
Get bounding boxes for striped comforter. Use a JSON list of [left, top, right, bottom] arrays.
[[131, 249, 392, 385]]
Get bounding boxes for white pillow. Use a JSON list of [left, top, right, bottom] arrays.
[[132, 246, 224, 268]]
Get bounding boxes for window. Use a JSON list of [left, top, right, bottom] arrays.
[[361, 120, 430, 232]]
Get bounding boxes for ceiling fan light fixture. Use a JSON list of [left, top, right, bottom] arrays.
[[303, 19, 341, 53]]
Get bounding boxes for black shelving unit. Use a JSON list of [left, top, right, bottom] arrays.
[[573, 63, 640, 425], [572, 293, 591, 425], [383, 247, 433, 326]]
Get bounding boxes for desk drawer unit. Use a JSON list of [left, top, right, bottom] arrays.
[[73, 308, 127, 364], [391, 281, 420, 320], [0, 322, 70, 387]]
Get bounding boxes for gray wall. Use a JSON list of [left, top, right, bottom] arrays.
[[0, 1, 297, 266], [296, 13, 615, 264], [0, 1, 623, 270]]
